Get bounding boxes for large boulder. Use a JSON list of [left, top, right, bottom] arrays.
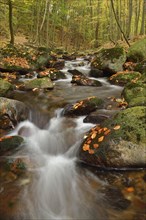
[[0, 97, 29, 131], [109, 71, 141, 86], [62, 96, 103, 117], [91, 47, 126, 76], [24, 78, 54, 90], [37, 68, 66, 80], [0, 78, 13, 97], [127, 38, 146, 62], [78, 106, 146, 168], [122, 80, 146, 107]]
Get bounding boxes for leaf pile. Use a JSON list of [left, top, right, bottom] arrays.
[[1, 56, 30, 68], [82, 124, 120, 155]]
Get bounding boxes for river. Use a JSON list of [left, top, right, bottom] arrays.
[[1, 58, 145, 220]]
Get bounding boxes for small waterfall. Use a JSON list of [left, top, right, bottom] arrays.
[[11, 109, 107, 220]]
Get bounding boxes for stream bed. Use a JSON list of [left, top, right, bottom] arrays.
[[0, 59, 145, 220]]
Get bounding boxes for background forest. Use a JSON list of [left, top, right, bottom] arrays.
[[0, 0, 146, 50]]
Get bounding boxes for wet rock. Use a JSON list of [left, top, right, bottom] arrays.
[[62, 96, 103, 117], [122, 80, 146, 107], [71, 75, 102, 87], [50, 59, 65, 70], [109, 71, 141, 86], [24, 78, 54, 90], [0, 79, 13, 97], [68, 69, 84, 76], [83, 112, 109, 124], [37, 68, 66, 80], [0, 135, 24, 155], [127, 38, 146, 62], [91, 47, 126, 75], [0, 97, 29, 131], [89, 68, 104, 78], [78, 106, 146, 168], [62, 54, 76, 60]]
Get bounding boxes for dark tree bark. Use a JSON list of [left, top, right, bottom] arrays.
[[110, 0, 130, 47], [8, 0, 14, 45], [140, 0, 146, 35]]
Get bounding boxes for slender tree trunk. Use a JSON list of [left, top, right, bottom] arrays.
[[110, 0, 130, 47], [8, 0, 14, 45], [140, 0, 146, 35]]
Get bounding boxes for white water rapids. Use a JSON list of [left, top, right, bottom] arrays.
[[11, 110, 107, 220], [6, 58, 124, 220]]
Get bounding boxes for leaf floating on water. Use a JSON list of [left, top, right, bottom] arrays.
[[98, 136, 104, 142], [83, 144, 90, 151], [113, 125, 121, 130], [93, 144, 99, 149]]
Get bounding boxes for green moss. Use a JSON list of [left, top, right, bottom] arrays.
[[110, 72, 141, 85], [0, 79, 13, 97], [24, 78, 53, 90], [127, 38, 146, 62], [105, 107, 146, 144]]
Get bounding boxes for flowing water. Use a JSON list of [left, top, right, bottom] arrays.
[[1, 59, 145, 220]]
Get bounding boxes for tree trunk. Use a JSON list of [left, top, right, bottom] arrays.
[[140, 0, 146, 35], [8, 0, 14, 45], [110, 0, 130, 47]]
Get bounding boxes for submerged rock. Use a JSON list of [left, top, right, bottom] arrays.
[[62, 96, 103, 117], [78, 106, 146, 168]]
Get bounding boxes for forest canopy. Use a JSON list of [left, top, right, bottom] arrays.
[[0, 0, 146, 49]]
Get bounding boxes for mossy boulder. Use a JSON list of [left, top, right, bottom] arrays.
[[24, 78, 54, 90], [0, 135, 24, 155], [122, 80, 146, 107], [127, 38, 146, 62], [78, 106, 146, 168], [62, 96, 103, 117], [109, 71, 141, 86], [91, 47, 126, 75], [0, 78, 13, 97], [0, 97, 29, 131], [134, 60, 146, 74]]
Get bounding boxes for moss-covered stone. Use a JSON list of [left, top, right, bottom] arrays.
[[127, 38, 146, 62], [0, 79, 13, 97], [62, 96, 103, 116], [71, 75, 102, 87], [78, 107, 146, 168], [109, 71, 141, 86], [122, 81, 146, 107], [134, 60, 146, 74], [91, 47, 126, 75], [0, 135, 24, 154], [24, 78, 54, 90]]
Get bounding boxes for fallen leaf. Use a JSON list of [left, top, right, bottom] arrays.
[[104, 129, 111, 135], [98, 136, 104, 142], [88, 149, 94, 154], [93, 144, 99, 149], [83, 144, 90, 151], [91, 132, 97, 139], [126, 187, 134, 193], [113, 125, 121, 130]]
